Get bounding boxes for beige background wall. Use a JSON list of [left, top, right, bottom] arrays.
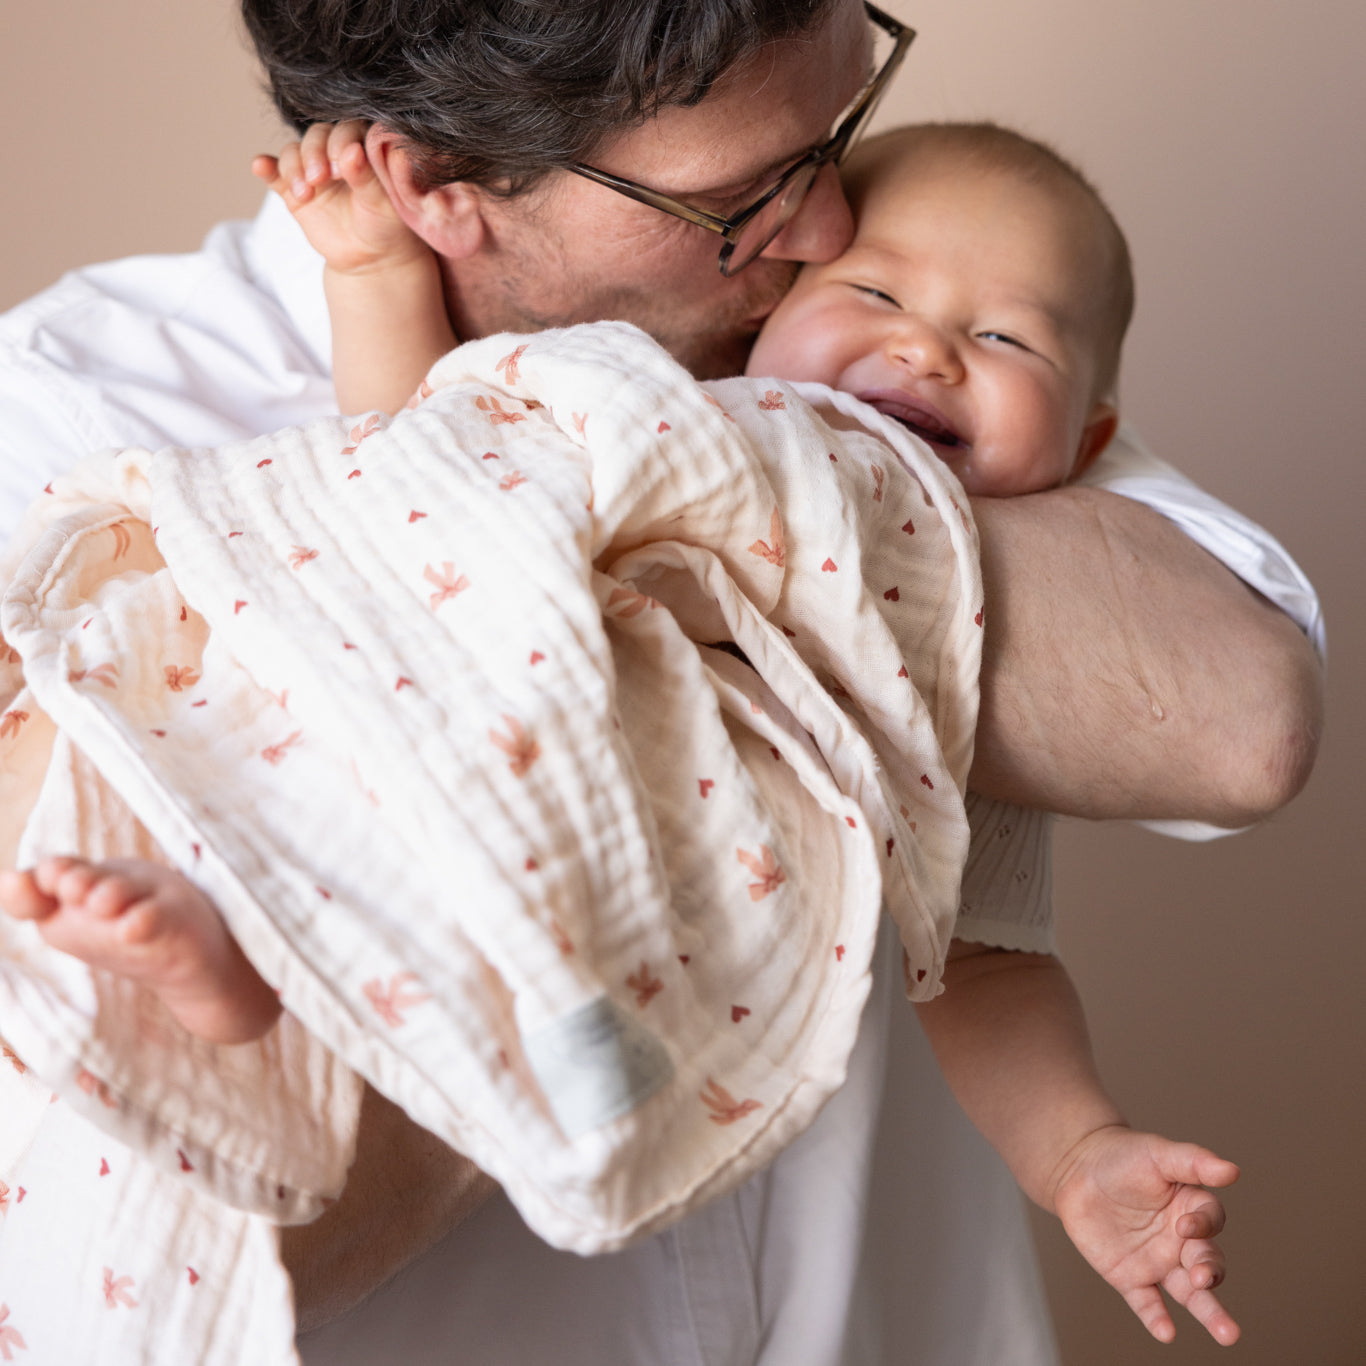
[[5, 2, 1362, 1362]]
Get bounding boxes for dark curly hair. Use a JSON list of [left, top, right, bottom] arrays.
[[241, 0, 836, 193]]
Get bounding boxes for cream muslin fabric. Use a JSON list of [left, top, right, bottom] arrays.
[[0, 321, 981, 1362]]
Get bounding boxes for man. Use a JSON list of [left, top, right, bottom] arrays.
[[0, 1, 1321, 1362]]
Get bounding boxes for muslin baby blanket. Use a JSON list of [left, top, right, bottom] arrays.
[[0, 321, 981, 1363]]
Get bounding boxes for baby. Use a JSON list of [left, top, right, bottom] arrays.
[[0, 122, 1239, 1345]]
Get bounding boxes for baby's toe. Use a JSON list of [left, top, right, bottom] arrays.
[[47, 858, 104, 906], [0, 869, 55, 921], [83, 871, 148, 920], [115, 898, 163, 947]]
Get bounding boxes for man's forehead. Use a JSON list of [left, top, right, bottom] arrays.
[[591, 0, 872, 197]]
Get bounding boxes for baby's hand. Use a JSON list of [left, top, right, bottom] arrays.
[[252, 121, 427, 275], [1051, 1125, 1240, 1346]]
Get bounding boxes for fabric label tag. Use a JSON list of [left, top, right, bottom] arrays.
[[523, 995, 674, 1138]]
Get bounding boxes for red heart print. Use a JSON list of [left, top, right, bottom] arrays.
[[731, 1005, 751, 1022]]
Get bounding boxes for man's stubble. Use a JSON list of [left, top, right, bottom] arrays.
[[443, 208, 800, 381]]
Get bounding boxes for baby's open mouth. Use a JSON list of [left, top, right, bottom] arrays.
[[858, 391, 968, 449]]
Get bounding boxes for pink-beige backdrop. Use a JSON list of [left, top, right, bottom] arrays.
[[7, 3, 1363, 1362]]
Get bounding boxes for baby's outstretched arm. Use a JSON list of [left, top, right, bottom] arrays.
[[0, 856, 281, 1045], [915, 942, 1240, 1345], [253, 121, 457, 415]]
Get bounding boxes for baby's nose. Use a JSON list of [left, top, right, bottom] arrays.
[[888, 320, 963, 383]]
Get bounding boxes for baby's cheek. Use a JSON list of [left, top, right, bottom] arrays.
[[746, 285, 852, 381], [744, 328, 776, 378], [745, 326, 796, 380]]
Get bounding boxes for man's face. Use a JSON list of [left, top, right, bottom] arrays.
[[443, 0, 871, 379], [746, 148, 1117, 495]]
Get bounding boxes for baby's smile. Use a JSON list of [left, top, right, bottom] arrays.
[[856, 388, 969, 450]]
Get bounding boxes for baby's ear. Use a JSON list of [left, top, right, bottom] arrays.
[[1070, 401, 1119, 481]]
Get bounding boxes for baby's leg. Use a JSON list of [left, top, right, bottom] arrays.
[[0, 857, 281, 1045]]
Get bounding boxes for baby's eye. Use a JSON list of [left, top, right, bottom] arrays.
[[978, 330, 1032, 352], [852, 284, 900, 306]]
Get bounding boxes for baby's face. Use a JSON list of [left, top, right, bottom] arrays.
[[746, 152, 1116, 496]]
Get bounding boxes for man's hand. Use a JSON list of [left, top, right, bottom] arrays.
[[1051, 1125, 1241, 1346], [282, 1082, 498, 1335], [970, 486, 1322, 825]]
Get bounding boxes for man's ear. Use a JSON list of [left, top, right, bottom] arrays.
[[365, 125, 487, 261], [1070, 400, 1119, 481]]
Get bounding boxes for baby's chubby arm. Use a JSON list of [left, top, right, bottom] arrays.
[[253, 122, 457, 415], [915, 941, 1240, 1345]]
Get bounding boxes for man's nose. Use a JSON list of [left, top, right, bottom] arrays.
[[889, 319, 964, 383], [759, 162, 854, 264]]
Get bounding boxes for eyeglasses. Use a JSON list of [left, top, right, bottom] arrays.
[[568, 2, 914, 277]]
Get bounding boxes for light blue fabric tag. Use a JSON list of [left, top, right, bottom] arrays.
[[523, 996, 674, 1138]]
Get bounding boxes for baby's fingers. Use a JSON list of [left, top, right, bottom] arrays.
[[299, 122, 340, 187], [1120, 1284, 1177, 1345], [1155, 1140, 1240, 1191], [1168, 1272, 1241, 1346], [325, 120, 374, 184], [251, 153, 280, 187], [1179, 1230, 1226, 1292], [1176, 1192, 1227, 1243], [253, 142, 312, 206]]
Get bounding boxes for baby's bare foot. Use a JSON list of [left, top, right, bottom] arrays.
[[0, 857, 281, 1045]]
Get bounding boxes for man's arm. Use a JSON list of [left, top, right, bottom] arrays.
[[969, 487, 1323, 826], [282, 1082, 498, 1335]]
